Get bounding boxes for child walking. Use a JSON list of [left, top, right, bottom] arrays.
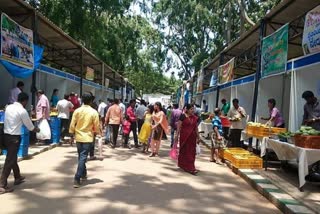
[[138, 105, 153, 153], [122, 115, 131, 149]]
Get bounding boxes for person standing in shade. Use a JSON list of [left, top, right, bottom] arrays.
[[105, 99, 122, 148], [50, 89, 59, 107], [0, 93, 40, 194], [136, 100, 147, 134], [261, 98, 285, 128], [97, 100, 107, 128], [302, 91, 320, 130], [228, 98, 247, 148], [8, 81, 24, 104], [201, 100, 208, 112], [69, 93, 100, 188], [119, 99, 126, 118], [36, 90, 50, 120], [69, 92, 80, 119], [126, 99, 139, 148], [170, 103, 182, 148], [221, 99, 230, 116], [56, 95, 74, 144]]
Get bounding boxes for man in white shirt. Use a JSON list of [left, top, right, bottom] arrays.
[[8, 81, 24, 104], [97, 100, 107, 125], [119, 99, 126, 117], [136, 100, 147, 134], [0, 93, 40, 194], [227, 98, 247, 148], [56, 94, 74, 142]]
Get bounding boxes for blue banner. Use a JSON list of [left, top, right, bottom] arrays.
[[209, 69, 218, 87], [0, 44, 43, 78]]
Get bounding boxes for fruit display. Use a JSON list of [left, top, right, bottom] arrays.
[[278, 132, 294, 143], [295, 126, 320, 136], [247, 122, 268, 127]]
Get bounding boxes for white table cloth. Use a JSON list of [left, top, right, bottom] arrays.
[[262, 138, 320, 188], [198, 122, 212, 138]]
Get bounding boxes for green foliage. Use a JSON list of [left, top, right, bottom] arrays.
[[24, 0, 281, 95]]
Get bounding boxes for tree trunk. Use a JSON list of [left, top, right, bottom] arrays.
[[226, 1, 232, 44]]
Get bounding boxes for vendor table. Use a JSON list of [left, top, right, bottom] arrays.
[[262, 138, 320, 190], [198, 122, 212, 138]]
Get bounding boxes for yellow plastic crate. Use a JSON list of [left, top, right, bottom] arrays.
[[219, 148, 251, 161], [231, 155, 263, 169]]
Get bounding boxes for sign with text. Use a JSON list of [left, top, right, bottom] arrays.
[[209, 69, 218, 87], [302, 5, 320, 55], [105, 78, 109, 88], [1, 13, 34, 69], [218, 58, 234, 84], [85, 66, 94, 81], [196, 69, 204, 93], [261, 24, 288, 77]]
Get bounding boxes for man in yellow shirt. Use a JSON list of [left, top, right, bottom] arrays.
[[69, 93, 100, 188]]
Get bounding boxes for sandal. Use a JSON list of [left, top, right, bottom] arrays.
[[0, 186, 14, 194], [149, 153, 156, 157]]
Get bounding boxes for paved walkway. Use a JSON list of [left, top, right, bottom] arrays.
[[0, 142, 281, 214]]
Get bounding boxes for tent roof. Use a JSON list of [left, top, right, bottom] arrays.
[[203, 0, 319, 79], [0, 0, 133, 88]]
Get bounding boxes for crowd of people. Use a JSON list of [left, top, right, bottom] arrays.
[[1, 80, 320, 192]]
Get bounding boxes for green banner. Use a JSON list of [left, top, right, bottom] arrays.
[[261, 24, 288, 77]]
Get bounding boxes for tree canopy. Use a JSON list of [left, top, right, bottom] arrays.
[[25, 0, 281, 96]]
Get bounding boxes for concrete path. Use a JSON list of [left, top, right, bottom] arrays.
[[0, 142, 281, 214]]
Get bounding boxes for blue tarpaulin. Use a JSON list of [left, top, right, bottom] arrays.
[[0, 45, 43, 79]]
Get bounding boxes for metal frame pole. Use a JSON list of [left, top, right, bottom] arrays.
[[113, 72, 116, 99], [31, 11, 38, 107], [251, 19, 267, 122], [80, 48, 84, 97], [215, 53, 225, 108]]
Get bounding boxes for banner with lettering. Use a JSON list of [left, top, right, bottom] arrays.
[[218, 58, 234, 84], [261, 24, 288, 77], [86, 66, 94, 81], [196, 69, 204, 93], [209, 69, 218, 87], [302, 5, 320, 55], [1, 13, 34, 69]]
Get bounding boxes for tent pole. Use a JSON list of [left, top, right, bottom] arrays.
[[251, 19, 267, 122], [215, 53, 224, 108], [31, 11, 38, 107], [80, 48, 83, 97], [113, 72, 116, 99]]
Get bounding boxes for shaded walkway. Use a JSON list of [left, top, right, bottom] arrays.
[[0, 142, 281, 214]]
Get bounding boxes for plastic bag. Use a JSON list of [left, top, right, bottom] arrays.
[[196, 144, 201, 155], [36, 119, 51, 140], [169, 141, 179, 160]]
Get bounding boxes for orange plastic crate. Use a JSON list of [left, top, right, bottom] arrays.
[[231, 155, 263, 169]]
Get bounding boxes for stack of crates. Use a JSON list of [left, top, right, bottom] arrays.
[[49, 116, 61, 144], [2, 125, 30, 157]]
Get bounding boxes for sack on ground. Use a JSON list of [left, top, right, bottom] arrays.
[[36, 119, 51, 140], [196, 144, 201, 155]]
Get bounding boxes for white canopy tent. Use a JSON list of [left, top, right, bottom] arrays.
[[289, 53, 320, 132], [219, 82, 232, 109], [230, 75, 255, 121], [202, 87, 217, 113], [255, 69, 291, 127]]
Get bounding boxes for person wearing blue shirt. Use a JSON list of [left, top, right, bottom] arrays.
[[51, 89, 59, 107], [211, 108, 225, 164]]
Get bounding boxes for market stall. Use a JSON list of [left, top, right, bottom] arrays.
[[289, 52, 320, 132], [255, 72, 291, 126], [202, 87, 217, 113], [230, 74, 255, 120], [219, 82, 232, 109]]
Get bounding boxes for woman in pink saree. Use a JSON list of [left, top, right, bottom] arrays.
[[176, 104, 200, 175]]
